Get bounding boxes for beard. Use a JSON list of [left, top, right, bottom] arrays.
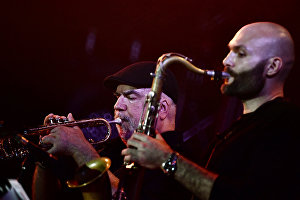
[[221, 59, 267, 100], [115, 114, 139, 143]]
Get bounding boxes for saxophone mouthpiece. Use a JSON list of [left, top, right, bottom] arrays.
[[205, 70, 230, 80]]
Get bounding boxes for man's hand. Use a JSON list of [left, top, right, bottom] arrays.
[[121, 132, 173, 169], [43, 113, 69, 126], [41, 113, 99, 166]]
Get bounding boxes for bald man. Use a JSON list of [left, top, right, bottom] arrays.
[[122, 22, 300, 200]]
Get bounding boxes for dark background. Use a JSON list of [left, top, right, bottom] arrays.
[[0, 0, 299, 178], [1, 0, 299, 128]]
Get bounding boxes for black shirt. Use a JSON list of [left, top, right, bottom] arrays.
[[207, 98, 300, 200]]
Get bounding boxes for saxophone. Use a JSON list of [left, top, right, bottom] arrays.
[[136, 52, 229, 138]]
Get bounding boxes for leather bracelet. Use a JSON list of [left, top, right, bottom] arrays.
[[161, 152, 179, 176]]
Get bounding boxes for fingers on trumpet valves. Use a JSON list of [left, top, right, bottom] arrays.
[[44, 113, 69, 125], [67, 113, 75, 121], [44, 113, 54, 125]]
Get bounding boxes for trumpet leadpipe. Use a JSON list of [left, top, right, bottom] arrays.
[[23, 118, 121, 136]]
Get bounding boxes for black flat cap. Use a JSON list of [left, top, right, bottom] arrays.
[[103, 61, 178, 103]]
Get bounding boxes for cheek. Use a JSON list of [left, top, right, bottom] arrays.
[[127, 102, 145, 118], [241, 56, 261, 68], [232, 60, 256, 75]]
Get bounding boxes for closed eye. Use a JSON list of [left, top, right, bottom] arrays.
[[123, 92, 139, 100], [231, 45, 247, 58], [237, 51, 247, 57], [115, 89, 143, 101]]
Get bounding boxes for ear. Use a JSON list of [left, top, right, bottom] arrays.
[[158, 99, 169, 120], [266, 57, 282, 77]]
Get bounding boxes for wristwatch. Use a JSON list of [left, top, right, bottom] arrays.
[[161, 152, 179, 176]]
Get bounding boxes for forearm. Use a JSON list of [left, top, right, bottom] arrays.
[[123, 133, 218, 199], [72, 142, 101, 167], [70, 142, 120, 199], [32, 164, 61, 200], [174, 154, 218, 200]]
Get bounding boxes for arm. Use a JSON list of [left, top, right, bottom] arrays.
[[33, 113, 119, 200], [122, 120, 300, 200], [174, 154, 218, 200], [32, 164, 62, 200], [121, 132, 218, 200]]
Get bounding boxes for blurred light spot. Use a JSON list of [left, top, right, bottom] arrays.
[[85, 29, 97, 55], [129, 40, 141, 62]]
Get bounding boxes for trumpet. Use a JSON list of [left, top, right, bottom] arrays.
[[10, 117, 121, 190], [24, 117, 122, 145], [0, 117, 121, 160]]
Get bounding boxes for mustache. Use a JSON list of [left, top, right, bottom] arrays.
[[114, 114, 130, 122], [225, 67, 238, 77]]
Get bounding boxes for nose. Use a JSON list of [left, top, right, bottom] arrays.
[[114, 95, 127, 111], [223, 52, 233, 69]]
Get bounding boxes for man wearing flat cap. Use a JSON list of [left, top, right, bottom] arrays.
[[32, 61, 193, 200]]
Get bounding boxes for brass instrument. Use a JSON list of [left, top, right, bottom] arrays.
[[0, 118, 121, 160], [1, 117, 121, 191], [24, 117, 121, 145], [14, 132, 112, 190]]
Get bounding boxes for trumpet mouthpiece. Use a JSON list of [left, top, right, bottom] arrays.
[[110, 118, 122, 124]]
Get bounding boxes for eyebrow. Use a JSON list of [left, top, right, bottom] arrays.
[[114, 89, 144, 98], [229, 44, 247, 52]]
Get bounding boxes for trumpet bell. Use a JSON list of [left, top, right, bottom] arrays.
[[66, 157, 111, 188]]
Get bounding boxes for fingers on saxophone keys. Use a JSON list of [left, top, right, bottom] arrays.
[[123, 155, 132, 164], [121, 148, 136, 162], [132, 131, 148, 142], [128, 135, 147, 149]]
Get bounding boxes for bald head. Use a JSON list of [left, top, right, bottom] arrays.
[[222, 22, 296, 103], [234, 22, 295, 80]]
